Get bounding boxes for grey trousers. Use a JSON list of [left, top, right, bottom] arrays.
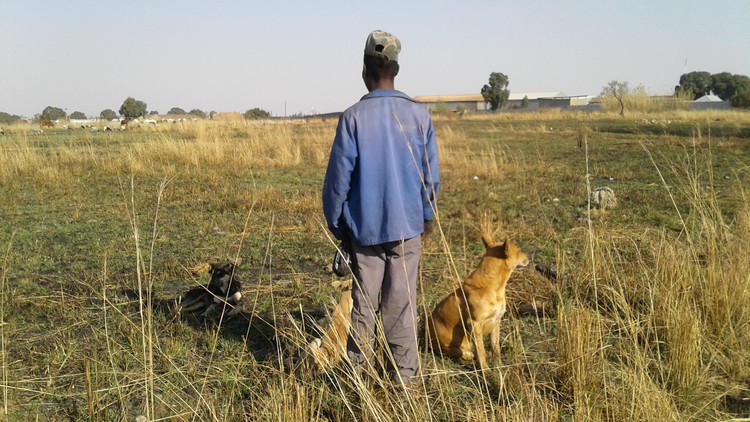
[[346, 236, 421, 380]]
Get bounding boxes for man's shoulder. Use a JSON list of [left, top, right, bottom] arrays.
[[345, 90, 429, 117]]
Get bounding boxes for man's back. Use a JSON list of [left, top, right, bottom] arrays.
[[323, 89, 439, 246]]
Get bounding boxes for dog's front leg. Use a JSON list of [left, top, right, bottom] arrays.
[[201, 303, 217, 317], [471, 325, 489, 371], [489, 321, 502, 365]]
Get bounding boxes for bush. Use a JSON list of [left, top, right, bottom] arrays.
[[244, 108, 270, 120]]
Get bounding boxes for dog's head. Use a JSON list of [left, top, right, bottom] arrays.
[[330, 279, 353, 291], [481, 233, 530, 270], [208, 263, 237, 292]]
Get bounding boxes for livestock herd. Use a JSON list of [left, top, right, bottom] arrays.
[[0, 116, 202, 135]]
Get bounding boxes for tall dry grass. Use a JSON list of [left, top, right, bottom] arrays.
[[0, 115, 748, 420]]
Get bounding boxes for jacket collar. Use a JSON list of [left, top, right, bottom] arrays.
[[360, 89, 415, 102]]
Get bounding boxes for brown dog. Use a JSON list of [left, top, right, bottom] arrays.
[[303, 279, 353, 369], [428, 234, 529, 370]]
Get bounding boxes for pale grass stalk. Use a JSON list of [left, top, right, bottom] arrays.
[[101, 255, 129, 418], [584, 133, 599, 306], [127, 175, 154, 420], [1, 233, 13, 417], [216, 206, 257, 421], [641, 142, 694, 250]]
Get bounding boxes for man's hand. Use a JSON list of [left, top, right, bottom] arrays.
[[421, 220, 434, 240]]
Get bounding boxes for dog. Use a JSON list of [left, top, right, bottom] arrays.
[[302, 279, 353, 369], [179, 263, 243, 317], [428, 234, 530, 370]]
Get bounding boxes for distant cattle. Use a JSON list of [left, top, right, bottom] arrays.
[[40, 119, 54, 128]]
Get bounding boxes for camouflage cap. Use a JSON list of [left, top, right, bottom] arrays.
[[364, 30, 401, 63]]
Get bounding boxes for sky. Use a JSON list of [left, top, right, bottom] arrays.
[[1, 0, 748, 118]]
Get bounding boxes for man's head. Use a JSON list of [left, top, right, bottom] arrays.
[[364, 30, 400, 63], [362, 30, 400, 91]]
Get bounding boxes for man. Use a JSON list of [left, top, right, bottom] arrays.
[[322, 30, 440, 387]]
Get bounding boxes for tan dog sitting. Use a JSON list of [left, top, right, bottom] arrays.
[[428, 234, 530, 370], [304, 279, 353, 369]]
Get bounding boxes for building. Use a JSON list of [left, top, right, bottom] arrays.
[[537, 95, 593, 109], [690, 94, 731, 110], [412, 94, 489, 112], [413, 92, 592, 112]]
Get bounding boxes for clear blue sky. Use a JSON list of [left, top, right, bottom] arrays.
[[1, 0, 748, 118]]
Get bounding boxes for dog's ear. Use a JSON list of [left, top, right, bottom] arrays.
[[481, 233, 494, 249], [330, 279, 353, 290], [499, 240, 510, 256]]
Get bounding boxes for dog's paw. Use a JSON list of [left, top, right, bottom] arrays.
[[307, 338, 322, 351], [189, 262, 211, 276], [460, 351, 475, 362]]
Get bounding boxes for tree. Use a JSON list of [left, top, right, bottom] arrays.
[[188, 109, 206, 119], [711, 72, 734, 100], [168, 107, 186, 115], [41, 106, 66, 121], [520, 95, 529, 109], [601, 80, 629, 116], [148, 110, 159, 115], [731, 88, 750, 108], [481, 72, 510, 111], [119, 97, 147, 119], [711, 72, 750, 101], [100, 109, 117, 121], [70, 111, 87, 119], [244, 108, 270, 120], [675, 71, 712, 99]]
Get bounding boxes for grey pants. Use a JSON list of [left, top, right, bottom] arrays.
[[346, 236, 421, 380]]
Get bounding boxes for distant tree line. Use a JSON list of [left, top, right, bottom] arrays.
[[0, 111, 23, 124]]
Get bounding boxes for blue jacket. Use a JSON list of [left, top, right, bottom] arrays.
[[323, 89, 440, 246]]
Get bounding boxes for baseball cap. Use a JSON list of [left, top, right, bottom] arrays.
[[364, 30, 401, 63]]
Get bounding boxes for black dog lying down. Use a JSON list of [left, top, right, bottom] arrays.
[[180, 263, 243, 317]]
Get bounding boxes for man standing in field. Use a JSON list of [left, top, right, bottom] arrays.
[[322, 30, 440, 388]]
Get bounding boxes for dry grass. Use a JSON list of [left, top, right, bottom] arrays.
[[1, 112, 749, 420]]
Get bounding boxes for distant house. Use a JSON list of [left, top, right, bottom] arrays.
[[691, 94, 730, 110], [412, 94, 489, 112], [536, 95, 593, 109], [694, 94, 723, 102], [507, 92, 566, 109], [414, 92, 592, 112]]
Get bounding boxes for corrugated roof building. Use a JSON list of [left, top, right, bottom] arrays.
[[413, 92, 591, 112]]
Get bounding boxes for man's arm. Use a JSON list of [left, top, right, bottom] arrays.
[[322, 115, 357, 240], [421, 118, 440, 223]]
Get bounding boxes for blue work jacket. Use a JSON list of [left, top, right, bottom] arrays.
[[322, 89, 440, 246]]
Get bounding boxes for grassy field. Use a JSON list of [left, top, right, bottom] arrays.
[[1, 109, 749, 421]]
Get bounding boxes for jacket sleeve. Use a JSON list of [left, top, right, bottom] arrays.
[[421, 117, 440, 221], [322, 115, 357, 240]]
